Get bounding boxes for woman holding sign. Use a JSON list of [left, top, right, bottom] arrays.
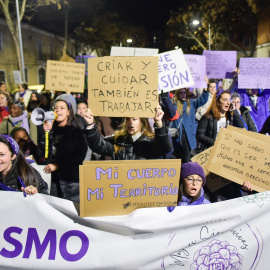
[[83, 105, 172, 160], [196, 89, 247, 202]]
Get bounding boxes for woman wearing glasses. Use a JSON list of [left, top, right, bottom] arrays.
[[168, 162, 209, 211]]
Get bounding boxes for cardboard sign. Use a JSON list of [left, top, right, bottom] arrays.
[[184, 54, 207, 89], [80, 159, 181, 217], [88, 56, 159, 117], [206, 126, 270, 192], [203, 50, 237, 79], [238, 57, 270, 89], [158, 49, 194, 93], [191, 147, 230, 193], [45, 60, 85, 93]]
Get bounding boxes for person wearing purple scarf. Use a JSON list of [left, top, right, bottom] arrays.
[[0, 100, 38, 144], [168, 162, 210, 212]]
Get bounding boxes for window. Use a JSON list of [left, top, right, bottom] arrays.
[[37, 39, 43, 61], [38, 68, 45, 84], [243, 37, 250, 47], [0, 33, 3, 50], [0, 71, 6, 82], [24, 68, 28, 83]]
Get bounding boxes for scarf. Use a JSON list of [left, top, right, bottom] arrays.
[[8, 111, 30, 134], [179, 187, 206, 206]]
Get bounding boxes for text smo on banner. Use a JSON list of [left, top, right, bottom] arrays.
[[0, 227, 89, 262]]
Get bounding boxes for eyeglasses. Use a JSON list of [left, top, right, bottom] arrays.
[[185, 177, 203, 185]]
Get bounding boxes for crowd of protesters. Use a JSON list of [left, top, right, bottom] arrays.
[[0, 71, 268, 207]]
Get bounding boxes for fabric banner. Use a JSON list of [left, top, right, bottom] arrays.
[[1, 191, 270, 269]]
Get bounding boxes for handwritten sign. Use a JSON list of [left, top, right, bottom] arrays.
[[110, 46, 159, 56], [184, 54, 207, 88], [88, 56, 159, 117], [191, 147, 230, 193], [80, 159, 181, 217], [206, 126, 270, 192], [238, 57, 270, 89], [45, 60, 85, 93], [12, 70, 22, 84], [158, 49, 194, 93], [203, 50, 237, 79]]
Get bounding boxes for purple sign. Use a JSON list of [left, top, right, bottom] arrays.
[[238, 57, 270, 89], [203, 50, 237, 79], [184, 54, 207, 88], [75, 55, 95, 75]]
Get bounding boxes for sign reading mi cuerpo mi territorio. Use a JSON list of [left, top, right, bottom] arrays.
[[45, 60, 85, 93], [80, 159, 181, 217], [207, 126, 270, 192], [88, 56, 159, 118]]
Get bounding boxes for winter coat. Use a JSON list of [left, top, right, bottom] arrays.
[[0, 167, 48, 194], [260, 115, 270, 134], [238, 89, 270, 132], [170, 90, 209, 150], [0, 107, 9, 123], [84, 125, 172, 160], [40, 124, 88, 182], [196, 110, 245, 150], [239, 106, 257, 132], [14, 90, 32, 108]]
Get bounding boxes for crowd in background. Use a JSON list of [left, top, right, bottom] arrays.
[[0, 71, 269, 208]]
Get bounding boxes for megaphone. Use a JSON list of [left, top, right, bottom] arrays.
[[31, 108, 57, 125]]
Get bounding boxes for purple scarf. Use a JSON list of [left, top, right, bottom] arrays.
[[8, 111, 30, 134]]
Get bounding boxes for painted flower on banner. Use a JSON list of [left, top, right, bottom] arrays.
[[190, 239, 243, 270], [239, 192, 270, 208]]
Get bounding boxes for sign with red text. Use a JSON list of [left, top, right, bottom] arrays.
[[88, 56, 159, 117], [207, 126, 270, 192], [45, 60, 85, 93], [158, 49, 194, 93], [80, 159, 181, 217]]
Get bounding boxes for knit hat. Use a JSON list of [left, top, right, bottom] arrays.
[[181, 162, 206, 186], [54, 94, 77, 113], [12, 100, 25, 111]]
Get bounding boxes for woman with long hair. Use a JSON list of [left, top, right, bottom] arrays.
[[41, 94, 88, 202], [0, 135, 48, 195], [169, 88, 209, 163], [83, 105, 172, 160]]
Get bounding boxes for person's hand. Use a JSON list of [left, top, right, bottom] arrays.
[[43, 163, 58, 174], [83, 109, 95, 129], [204, 75, 209, 84], [43, 120, 53, 132], [154, 105, 164, 128], [22, 185, 38, 195], [242, 180, 252, 192]]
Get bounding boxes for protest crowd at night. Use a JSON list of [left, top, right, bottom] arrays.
[[0, 48, 270, 269]]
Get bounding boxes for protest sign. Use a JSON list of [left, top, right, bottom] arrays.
[[80, 159, 181, 217], [203, 50, 237, 79], [191, 147, 230, 193], [12, 70, 22, 84], [184, 54, 207, 88], [110, 46, 159, 56], [206, 126, 270, 192], [1, 191, 270, 269], [45, 60, 85, 93], [158, 49, 194, 93], [238, 57, 270, 89], [88, 56, 159, 117]]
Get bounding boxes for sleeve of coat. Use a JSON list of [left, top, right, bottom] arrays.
[[0, 119, 8, 134], [232, 110, 245, 128], [194, 90, 209, 109], [33, 167, 49, 194], [245, 112, 257, 132], [196, 115, 215, 147], [84, 126, 115, 158]]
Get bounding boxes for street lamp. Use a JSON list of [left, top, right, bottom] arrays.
[[192, 19, 211, 50], [192, 20, 200, 26]]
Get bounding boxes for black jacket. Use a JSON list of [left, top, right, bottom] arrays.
[[84, 125, 172, 160], [40, 124, 88, 182], [0, 168, 48, 194], [240, 106, 257, 132], [196, 110, 245, 149]]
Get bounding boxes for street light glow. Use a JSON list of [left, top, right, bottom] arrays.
[[192, 20, 200, 25], [127, 39, 133, 43]]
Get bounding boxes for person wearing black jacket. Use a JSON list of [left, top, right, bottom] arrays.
[[41, 95, 88, 202], [0, 135, 48, 195], [83, 105, 172, 160]]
